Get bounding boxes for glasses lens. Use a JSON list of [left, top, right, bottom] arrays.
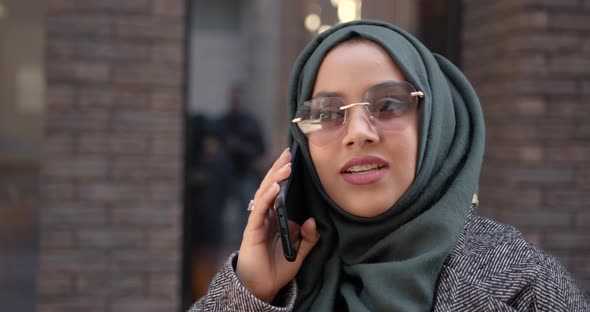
[[295, 97, 345, 134], [365, 82, 418, 131]]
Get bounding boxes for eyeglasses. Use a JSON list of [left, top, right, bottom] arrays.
[[292, 81, 424, 144]]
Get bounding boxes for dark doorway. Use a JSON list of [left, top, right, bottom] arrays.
[[419, 0, 463, 67]]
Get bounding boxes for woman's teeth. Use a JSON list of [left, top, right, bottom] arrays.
[[345, 164, 384, 174]]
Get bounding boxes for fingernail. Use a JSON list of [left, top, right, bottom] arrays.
[[283, 147, 290, 153]]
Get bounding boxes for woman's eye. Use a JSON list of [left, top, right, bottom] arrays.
[[375, 98, 407, 116], [318, 110, 344, 122]]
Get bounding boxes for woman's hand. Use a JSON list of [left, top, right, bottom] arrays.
[[236, 148, 320, 303]]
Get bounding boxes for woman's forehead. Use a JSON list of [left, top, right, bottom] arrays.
[[312, 40, 406, 97]]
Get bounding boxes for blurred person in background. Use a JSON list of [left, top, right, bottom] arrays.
[[185, 114, 232, 299], [189, 20, 589, 311], [218, 84, 266, 244]]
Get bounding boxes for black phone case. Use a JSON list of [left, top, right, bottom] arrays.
[[273, 141, 300, 262]]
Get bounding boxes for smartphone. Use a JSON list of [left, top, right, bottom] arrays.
[[273, 141, 301, 262]]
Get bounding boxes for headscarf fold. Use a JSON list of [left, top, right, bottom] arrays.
[[285, 20, 485, 311]]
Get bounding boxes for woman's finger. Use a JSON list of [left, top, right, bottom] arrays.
[[258, 148, 291, 191], [247, 159, 292, 226], [247, 182, 280, 229], [294, 218, 320, 264]]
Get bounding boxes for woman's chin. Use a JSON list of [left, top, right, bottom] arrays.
[[338, 196, 398, 218]]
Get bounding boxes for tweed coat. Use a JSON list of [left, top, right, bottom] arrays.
[[189, 210, 590, 311]]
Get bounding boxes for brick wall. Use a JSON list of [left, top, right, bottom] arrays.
[[463, 0, 590, 291], [39, 1, 186, 311]]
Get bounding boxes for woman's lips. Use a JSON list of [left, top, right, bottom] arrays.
[[340, 156, 389, 185]]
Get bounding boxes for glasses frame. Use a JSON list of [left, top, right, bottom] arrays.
[[291, 82, 425, 134]]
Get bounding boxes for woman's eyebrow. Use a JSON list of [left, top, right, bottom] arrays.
[[312, 91, 344, 99], [312, 81, 402, 99]]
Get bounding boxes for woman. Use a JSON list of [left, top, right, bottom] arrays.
[[189, 20, 589, 311]]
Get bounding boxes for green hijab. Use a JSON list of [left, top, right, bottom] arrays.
[[285, 20, 485, 311]]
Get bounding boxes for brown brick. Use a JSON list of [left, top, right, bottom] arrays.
[[148, 157, 182, 179], [153, 0, 186, 18], [42, 203, 107, 226], [45, 0, 77, 11], [46, 109, 110, 132], [549, 55, 590, 76], [546, 96, 580, 118], [46, 38, 76, 60], [152, 44, 184, 64], [41, 0, 186, 308], [575, 169, 590, 188], [112, 90, 152, 108], [570, 256, 590, 276], [149, 182, 181, 202], [109, 133, 149, 155], [152, 88, 183, 111], [40, 230, 76, 249], [543, 232, 590, 250], [510, 167, 575, 184], [518, 54, 548, 76], [47, 0, 152, 14], [545, 145, 590, 163], [148, 273, 179, 297], [79, 87, 114, 108], [111, 203, 180, 226], [113, 63, 183, 87], [485, 145, 532, 163], [40, 182, 75, 201], [111, 250, 179, 274], [44, 134, 75, 155], [516, 96, 546, 116], [575, 212, 590, 228], [491, 122, 575, 142], [151, 134, 181, 156], [38, 276, 74, 298], [46, 61, 110, 83], [550, 13, 590, 31], [465, 0, 590, 295], [477, 183, 543, 210], [583, 37, 590, 53], [518, 229, 542, 247], [78, 133, 109, 154], [545, 190, 590, 211], [112, 110, 182, 134], [38, 300, 106, 312], [40, 250, 107, 274], [508, 33, 580, 53], [78, 182, 146, 202], [577, 123, 590, 138], [46, 83, 76, 108], [43, 156, 108, 180], [110, 298, 176, 312], [47, 15, 111, 38], [78, 228, 144, 249], [50, 39, 153, 62], [111, 158, 148, 181], [525, 0, 581, 9], [113, 16, 184, 41], [74, 272, 110, 297], [501, 210, 574, 229], [582, 80, 590, 94], [147, 229, 180, 251], [515, 79, 576, 95]]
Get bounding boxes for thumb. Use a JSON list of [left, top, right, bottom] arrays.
[[295, 217, 320, 262]]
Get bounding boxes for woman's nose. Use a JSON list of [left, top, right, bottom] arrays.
[[342, 106, 380, 147]]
